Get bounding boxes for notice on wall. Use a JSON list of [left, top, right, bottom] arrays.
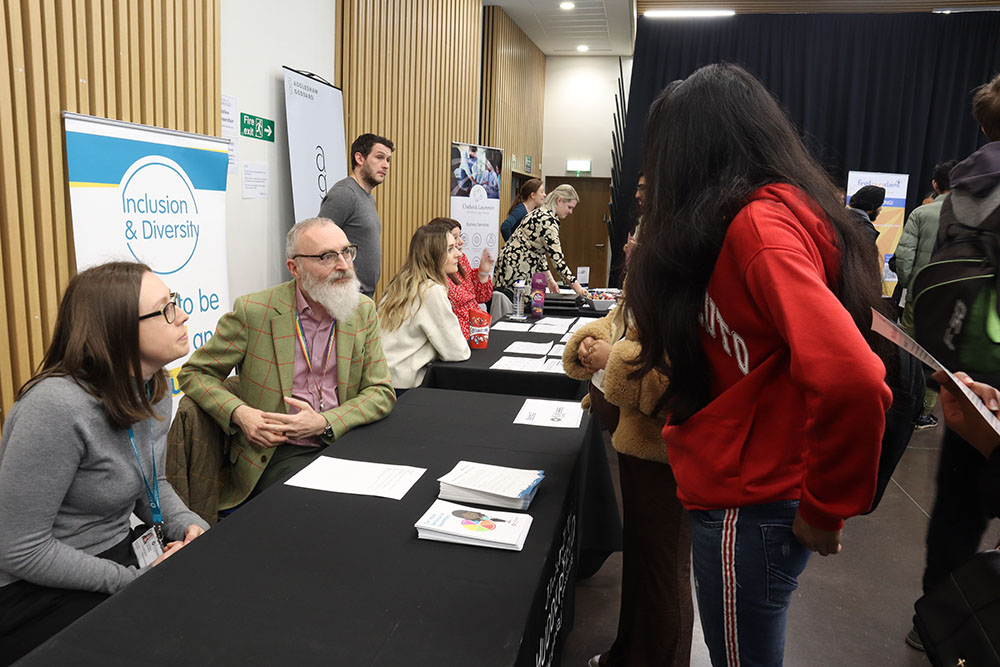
[[846, 170, 910, 294], [62, 112, 230, 398], [242, 161, 269, 199], [450, 142, 502, 272], [220, 94, 238, 174]]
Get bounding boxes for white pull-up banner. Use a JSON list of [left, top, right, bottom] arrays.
[[283, 66, 347, 223], [62, 111, 231, 395]]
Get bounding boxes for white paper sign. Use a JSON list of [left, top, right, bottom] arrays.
[[220, 94, 238, 174], [242, 161, 269, 199], [285, 457, 426, 500], [513, 399, 584, 428]]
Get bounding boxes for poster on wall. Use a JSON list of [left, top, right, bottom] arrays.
[[283, 66, 347, 224], [846, 170, 910, 292], [450, 142, 502, 271], [62, 112, 230, 396]]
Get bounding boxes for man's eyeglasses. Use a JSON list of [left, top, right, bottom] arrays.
[[139, 293, 181, 324], [294, 245, 358, 266]]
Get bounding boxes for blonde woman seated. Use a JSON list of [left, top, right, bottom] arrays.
[[379, 225, 471, 392]]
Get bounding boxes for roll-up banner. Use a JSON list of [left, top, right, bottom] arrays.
[[283, 66, 347, 223], [62, 112, 230, 396], [450, 142, 502, 271], [846, 170, 910, 293]]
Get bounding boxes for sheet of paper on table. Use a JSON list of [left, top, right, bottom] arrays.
[[533, 317, 574, 333], [546, 344, 566, 357], [285, 457, 426, 500], [870, 308, 1000, 439], [539, 358, 566, 374], [513, 398, 584, 428], [414, 499, 533, 551], [569, 317, 600, 332], [492, 321, 534, 332], [437, 461, 545, 502], [504, 340, 554, 355], [560, 332, 574, 343], [490, 356, 546, 372]]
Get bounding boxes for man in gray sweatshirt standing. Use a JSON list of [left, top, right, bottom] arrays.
[[318, 133, 394, 297]]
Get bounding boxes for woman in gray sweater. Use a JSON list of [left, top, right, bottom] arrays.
[[0, 262, 209, 664]]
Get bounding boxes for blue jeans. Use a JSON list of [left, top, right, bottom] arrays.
[[690, 500, 811, 666]]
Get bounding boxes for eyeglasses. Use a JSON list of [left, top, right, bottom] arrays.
[[294, 245, 358, 265], [139, 293, 180, 324]]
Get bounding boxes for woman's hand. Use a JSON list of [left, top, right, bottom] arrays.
[[478, 250, 495, 281], [572, 281, 588, 299], [578, 337, 611, 372], [792, 510, 842, 556], [182, 524, 205, 545], [932, 370, 1000, 458], [151, 540, 185, 567]]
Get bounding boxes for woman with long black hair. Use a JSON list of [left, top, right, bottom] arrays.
[[626, 64, 892, 665]]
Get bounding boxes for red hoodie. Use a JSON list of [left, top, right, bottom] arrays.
[[662, 184, 892, 530]]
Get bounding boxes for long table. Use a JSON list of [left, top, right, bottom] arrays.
[[19, 389, 622, 667], [421, 321, 593, 400]]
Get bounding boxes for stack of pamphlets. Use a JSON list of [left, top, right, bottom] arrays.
[[414, 499, 533, 551], [437, 461, 545, 510]]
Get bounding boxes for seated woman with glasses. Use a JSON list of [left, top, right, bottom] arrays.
[[0, 262, 210, 664], [378, 225, 470, 392], [423, 217, 494, 340]]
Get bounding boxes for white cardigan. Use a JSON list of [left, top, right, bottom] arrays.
[[381, 282, 470, 389]]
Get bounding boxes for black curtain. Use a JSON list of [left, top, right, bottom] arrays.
[[611, 12, 1000, 285]]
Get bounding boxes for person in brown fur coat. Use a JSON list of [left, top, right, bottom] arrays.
[[563, 301, 693, 667]]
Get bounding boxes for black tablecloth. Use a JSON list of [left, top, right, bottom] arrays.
[[421, 324, 590, 400], [19, 389, 622, 667]]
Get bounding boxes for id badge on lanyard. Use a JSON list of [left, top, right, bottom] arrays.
[[128, 419, 165, 566]]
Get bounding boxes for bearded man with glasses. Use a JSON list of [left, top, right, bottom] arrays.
[[177, 217, 395, 510]]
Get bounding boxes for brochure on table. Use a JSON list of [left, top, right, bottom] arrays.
[[414, 499, 533, 551]]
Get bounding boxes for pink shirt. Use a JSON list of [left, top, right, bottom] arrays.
[[290, 285, 339, 446]]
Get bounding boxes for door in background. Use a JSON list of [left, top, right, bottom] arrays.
[[546, 175, 611, 288]]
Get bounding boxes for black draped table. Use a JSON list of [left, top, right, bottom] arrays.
[[19, 389, 622, 667], [421, 318, 596, 400]]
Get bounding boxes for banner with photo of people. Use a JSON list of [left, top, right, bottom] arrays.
[[62, 112, 231, 397], [846, 170, 910, 292], [449, 142, 502, 272]]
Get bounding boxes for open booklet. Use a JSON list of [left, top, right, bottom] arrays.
[[414, 499, 533, 551], [871, 309, 1000, 439]]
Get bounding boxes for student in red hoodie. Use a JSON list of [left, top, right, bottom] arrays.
[[626, 64, 893, 666]]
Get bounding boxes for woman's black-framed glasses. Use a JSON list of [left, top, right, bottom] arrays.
[[139, 292, 180, 324], [293, 245, 358, 266]]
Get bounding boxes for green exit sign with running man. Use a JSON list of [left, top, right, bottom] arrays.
[[240, 112, 274, 142]]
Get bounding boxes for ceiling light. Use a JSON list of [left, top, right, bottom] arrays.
[[644, 9, 736, 18], [932, 6, 1000, 12], [576, 45, 589, 52], [560, 2, 575, 9]]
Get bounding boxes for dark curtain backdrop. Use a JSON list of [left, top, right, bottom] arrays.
[[611, 12, 1000, 285]]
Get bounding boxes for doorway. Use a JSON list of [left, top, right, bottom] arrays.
[[546, 175, 611, 288]]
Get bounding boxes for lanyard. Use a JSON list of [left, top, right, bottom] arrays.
[[293, 310, 335, 412], [128, 418, 163, 543]]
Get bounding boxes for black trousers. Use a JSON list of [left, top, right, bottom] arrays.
[[921, 427, 994, 595], [0, 530, 137, 665]]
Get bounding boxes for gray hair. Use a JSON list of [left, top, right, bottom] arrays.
[[543, 184, 580, 210], [285, 217, 337, 259]]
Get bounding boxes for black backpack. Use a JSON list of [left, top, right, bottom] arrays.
[[911, 196, 1000, 374]]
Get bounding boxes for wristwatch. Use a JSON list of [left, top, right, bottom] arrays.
[[323, 422, 334, 439]]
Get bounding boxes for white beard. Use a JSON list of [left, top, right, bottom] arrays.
[[300, 269, 362, 322]]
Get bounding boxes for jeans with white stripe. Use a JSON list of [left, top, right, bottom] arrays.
[[690, 500, 811, 667]]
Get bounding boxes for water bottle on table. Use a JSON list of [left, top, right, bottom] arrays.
[[512, 279, 526, 319]]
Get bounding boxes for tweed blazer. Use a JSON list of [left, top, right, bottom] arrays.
[[177, 280, 395, 507]]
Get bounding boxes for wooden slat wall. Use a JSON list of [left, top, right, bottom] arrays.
[[481, 6, 546, 207], [0, 0, 220, 428], [340, 0, 482, 298]]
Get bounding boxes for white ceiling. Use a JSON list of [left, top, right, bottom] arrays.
[[483, 0, 637, 56]]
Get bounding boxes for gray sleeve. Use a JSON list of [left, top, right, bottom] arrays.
[[318, 187, 357, 230], [0, 389, 139, 594]]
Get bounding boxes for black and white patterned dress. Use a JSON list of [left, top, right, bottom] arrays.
[[494, 207, 577, 293]]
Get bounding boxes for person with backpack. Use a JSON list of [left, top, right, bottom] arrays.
[[895, 160, 958, 430], [907, 71, 1000, 652]]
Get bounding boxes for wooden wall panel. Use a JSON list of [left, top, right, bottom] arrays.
[[482, 7, 546, 210], [340, 0, 482, 299], [0, 0, 221, 428]]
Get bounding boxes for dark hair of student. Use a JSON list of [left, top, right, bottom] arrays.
[[424, 217, 466, 284], [972, 73, 1000, 142], [506, 178, 544, 217], [932, 160, 959, 192], [18, 261, 168, 429], [350, 133, 394, 169], [626, 63, 887, 424]]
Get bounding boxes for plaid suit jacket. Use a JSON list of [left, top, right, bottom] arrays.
[[176, 280, 395, 507]]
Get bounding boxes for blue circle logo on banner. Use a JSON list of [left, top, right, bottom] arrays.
[[120, 156, 200, 275]]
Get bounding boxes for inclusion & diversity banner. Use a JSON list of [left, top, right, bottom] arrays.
[[63, 112, 230, 395]]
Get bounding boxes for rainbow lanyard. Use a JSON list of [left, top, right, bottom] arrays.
[[293, 310, 335, 412]]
